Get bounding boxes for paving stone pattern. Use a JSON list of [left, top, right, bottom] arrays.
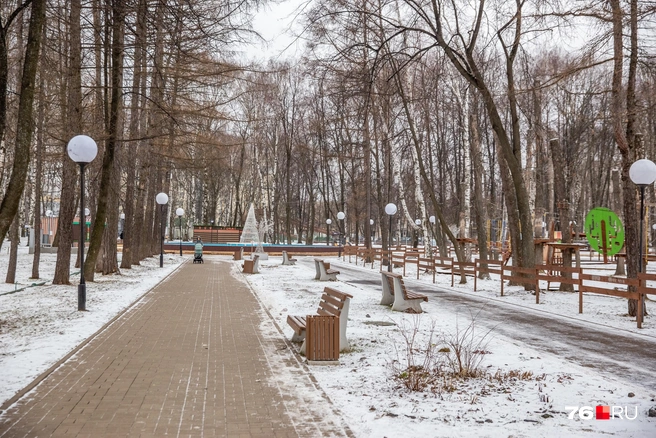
[[0, 259, 350, 437]]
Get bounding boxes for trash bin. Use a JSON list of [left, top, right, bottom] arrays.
[[305, 315, 339, 362]]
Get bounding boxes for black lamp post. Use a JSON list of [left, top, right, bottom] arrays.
[[176, 207, 185, 256], [337, 211, 345, 258], [429, 215, 436, 255], [156, 192, 169, 267], [370, 218, 375, 244], [326, 218, 332, 247], [385, 203, 397, 272], [629, 158, 656, 327], [119, 212, 125, 240], [67, 135, 98, 311], [45, 209, 52, 245]]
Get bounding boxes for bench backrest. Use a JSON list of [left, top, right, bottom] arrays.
[[381, 271, 405, 295], [382, 271, 395, 295], [316, 287, 354, 317]]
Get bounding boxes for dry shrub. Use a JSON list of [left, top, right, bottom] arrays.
[[388, 313, 534, 394]]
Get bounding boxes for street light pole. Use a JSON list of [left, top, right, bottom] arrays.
[[156, 193, 169, 267], [176, 207, 185, 256], [370, 219, 375, 245], [119, 212, 125, 240], [629, 158, 656, 328], [45, 209, 52, 245], [337, 211, 345, 258], [385, 203, 397, 272], [326, 218, 332, 248], [67, 135, 98, 311], [429, 215, 436, 255]]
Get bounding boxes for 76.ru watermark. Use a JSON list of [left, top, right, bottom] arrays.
[[566, 406, 638, 420]]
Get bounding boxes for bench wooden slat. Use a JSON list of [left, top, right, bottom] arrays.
[[286, 315, 306, 335], [381, 271, 427, 312], [314, 258, 339, 281], [286, 286, 353, 353], [320, 294, 346, 312]]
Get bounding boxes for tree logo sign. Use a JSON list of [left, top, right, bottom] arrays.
[[584, 207, 624, 257]]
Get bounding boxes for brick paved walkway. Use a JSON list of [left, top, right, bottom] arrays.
[[0, 258, 351, 437]]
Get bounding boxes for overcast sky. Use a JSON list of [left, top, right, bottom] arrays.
[[248, 0, 309, 61]]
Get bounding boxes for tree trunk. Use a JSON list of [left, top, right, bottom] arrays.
[[31, 78, 45, 279], [609, 0, 644, 317], [120, 0, 146, 269], [470, 109, 490, 279], [550, 138, 574, 291], [5, 216, 19, 283], [84, 0, 124, 281], [53, 0, 82, 285], [0, 0, 45, 251]]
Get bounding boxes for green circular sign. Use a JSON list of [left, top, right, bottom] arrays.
[[584, 207, 624, 256]]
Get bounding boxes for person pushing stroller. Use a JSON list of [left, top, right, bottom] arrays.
[[193, 238, 204, 264]]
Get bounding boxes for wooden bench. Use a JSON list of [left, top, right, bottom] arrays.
[[381, 271, 428, 313], [286, 286, 354, 353], [314, 258, 339, 281], [242, 254, 260, 274], [282, 250, 297, 265]]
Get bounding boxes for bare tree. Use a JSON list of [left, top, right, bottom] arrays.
[[0, 0, 45, 252]]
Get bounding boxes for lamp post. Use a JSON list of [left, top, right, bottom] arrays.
[[629, 158, 656, 326], [210, 219, 214, 243], [156, 193, 169, 267], [67, 135, 98, 311], [326, 218, 332, 247], [370, 218, 375, 244], [45, 209, 52, 245], [337, 211, 345, 258], [176, 207, 185, 256], [429, 215, 436, 250], [119, 212, 125, 240], [385, 203, 397, 272]]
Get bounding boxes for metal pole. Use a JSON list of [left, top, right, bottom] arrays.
[[638, 185, 646, 325], [327, 224, 330, 247], [338, 225, 342, 258], [78, 163, 86, 311], [388, 215, 393, 272], [179, 218, 183, 256], [160, 205, 164, 268]]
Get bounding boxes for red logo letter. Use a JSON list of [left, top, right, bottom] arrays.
[[596, 405, 610, 420]]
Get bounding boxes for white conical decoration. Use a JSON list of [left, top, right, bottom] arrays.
[[240, 204, 259, 243]]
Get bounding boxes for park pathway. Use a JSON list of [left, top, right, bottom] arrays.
[[0, 258, 351, 437]]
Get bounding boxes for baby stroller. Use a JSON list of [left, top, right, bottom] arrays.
[[193, 241, 204, 264]]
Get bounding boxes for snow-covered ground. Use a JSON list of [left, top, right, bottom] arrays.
[[1, 241, 655, 437]]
